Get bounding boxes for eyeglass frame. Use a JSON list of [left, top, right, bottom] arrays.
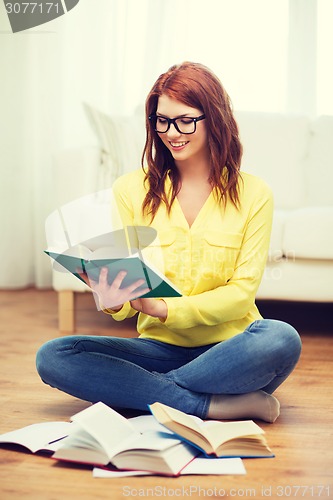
[[148, 114, 206, 135]]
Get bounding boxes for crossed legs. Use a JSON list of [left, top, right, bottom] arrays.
[[36, 319, 301, 421]]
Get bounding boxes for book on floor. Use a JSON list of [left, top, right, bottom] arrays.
[[45, 227, 181, 299], [149, 402, 274, 458], [51, 402, 198, 476], [93, 456, 246, 477], [0, 421, 72, 454]]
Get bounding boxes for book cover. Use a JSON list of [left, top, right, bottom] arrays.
[[45, 228, 182, 298]]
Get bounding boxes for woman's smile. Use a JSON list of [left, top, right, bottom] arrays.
[[169, 140, 189, 151]]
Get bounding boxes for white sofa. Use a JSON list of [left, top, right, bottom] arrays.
[[50, 106, 333, 331]]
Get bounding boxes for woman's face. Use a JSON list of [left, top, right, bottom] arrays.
[[155, 94, 209, 167]]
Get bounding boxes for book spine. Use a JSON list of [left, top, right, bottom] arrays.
[[141, 262, 152, 291]]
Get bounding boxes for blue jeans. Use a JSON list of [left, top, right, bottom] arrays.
[[36, 319, 301, 419]]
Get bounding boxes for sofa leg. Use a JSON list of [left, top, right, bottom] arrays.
[[58, 290, 75, 333]]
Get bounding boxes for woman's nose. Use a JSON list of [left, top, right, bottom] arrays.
[[166, 123, 182, 139]]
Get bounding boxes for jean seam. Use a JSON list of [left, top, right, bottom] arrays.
[[72, 338, 191, 363]]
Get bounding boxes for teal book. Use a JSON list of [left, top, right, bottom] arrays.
[[45, 230, 181, 299]]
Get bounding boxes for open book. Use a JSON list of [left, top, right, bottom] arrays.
[[149, 402, 274, 458], [46, 228, 181, 300], [51, 403, 198, 476], [0, 421, 72, 454], [93, 456, 246, 477]]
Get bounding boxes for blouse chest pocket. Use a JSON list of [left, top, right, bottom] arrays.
[[196, 231, 243, 283], [138, 229, 177, 249]]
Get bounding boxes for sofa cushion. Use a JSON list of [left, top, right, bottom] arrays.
[[305, 116, 333, 206], [235, 111, 310, 210], [257, 259, 333, 301], [283, 207, 333, 260]]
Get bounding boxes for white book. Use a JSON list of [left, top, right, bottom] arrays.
[[93, 457, 246, 477]]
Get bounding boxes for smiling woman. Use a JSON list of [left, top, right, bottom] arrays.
[[155, 95, 209, 169], [142, 63, 242, 222], [36, 61, 302, 425]]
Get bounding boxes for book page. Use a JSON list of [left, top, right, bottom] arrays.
[[46, 227, 147, 272], [181, 457, 246, 475], [202, 420, 264, 447], [149, 403, 207, 436], [70, 402, 141, 458], [0, 421, 72, 453], [93, 457, 246, 477], [129, 415, 174, 434], [115, 431, 182, 455], [93, 468, 150, 478]]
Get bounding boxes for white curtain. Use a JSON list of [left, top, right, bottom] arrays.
[[0, 0, 163, 288], [0, 0, 329, 288]]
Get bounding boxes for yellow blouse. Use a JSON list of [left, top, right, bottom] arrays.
[[109, 168, 273, 347]]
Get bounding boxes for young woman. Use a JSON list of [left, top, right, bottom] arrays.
[[36, 62, 301, 422]]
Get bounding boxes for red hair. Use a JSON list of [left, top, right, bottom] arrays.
[[142, 62, 243, 220]]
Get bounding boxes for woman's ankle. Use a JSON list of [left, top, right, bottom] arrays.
[[207, 390, 280, 423]]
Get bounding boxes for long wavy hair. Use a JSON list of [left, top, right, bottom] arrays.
[[142, 62, 243, 220]]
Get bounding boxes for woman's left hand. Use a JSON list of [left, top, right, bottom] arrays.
[[130, 297, 168, 321]]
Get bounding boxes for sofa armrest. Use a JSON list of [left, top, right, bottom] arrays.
[[50, 146, 103, 332]]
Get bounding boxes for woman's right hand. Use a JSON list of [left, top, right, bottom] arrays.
[[78, 267, 151, 311]]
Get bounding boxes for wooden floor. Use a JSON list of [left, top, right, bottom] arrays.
[[0, 288, 332, 500]]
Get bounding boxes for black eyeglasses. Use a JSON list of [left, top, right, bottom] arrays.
[[149, 114, 206, 134]]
